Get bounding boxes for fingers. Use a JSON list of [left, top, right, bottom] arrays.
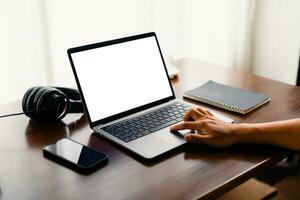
[[184, 133, 211, 144], [183, 108, 204, 121], [196, 107, 214, 117], [203, 109, 214, 117], [184, 133, 234, 148], [183, 107, 215, 122], [170, 121, 203, 131]]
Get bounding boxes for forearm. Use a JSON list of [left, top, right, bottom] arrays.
[[233, 119, 300, 152]]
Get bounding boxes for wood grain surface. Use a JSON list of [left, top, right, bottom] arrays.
[[0, 58, 294, 200]]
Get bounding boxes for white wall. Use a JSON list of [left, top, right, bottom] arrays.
[[1, 0, 300, 105], [0, 0, 49, 103], [45, 0, 245, 87], [251, 0, 300, 85]]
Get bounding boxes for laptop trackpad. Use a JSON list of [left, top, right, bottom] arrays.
[[153, 128, 186, 146]]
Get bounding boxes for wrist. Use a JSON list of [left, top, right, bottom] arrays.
[[230, 123, 256, 144]]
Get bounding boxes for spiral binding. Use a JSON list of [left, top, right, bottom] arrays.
[[184, 91, 247, 114]]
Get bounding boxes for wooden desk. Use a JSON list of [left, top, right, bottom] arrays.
[[0, 58, 295, 200]]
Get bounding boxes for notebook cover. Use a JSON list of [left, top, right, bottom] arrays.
[[183, 80, 270, 114]]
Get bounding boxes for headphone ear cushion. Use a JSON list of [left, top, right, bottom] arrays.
[[32, 87, 51, 118], [22, 86, 43, 118], [22, 86, 74, 122], [35, 87, 69, 122], [46, 91, 69, 121], [33, 87, 53, 109]]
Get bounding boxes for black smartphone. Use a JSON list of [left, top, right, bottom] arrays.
[[43, 138, 108, 173]]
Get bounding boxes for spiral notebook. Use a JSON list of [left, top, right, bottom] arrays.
[[183, 80, 270, 114]]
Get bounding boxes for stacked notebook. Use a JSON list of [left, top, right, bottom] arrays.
[[183, 80, 270, 114]]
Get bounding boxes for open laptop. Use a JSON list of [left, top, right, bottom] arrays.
[[67, 32, 233, 160]]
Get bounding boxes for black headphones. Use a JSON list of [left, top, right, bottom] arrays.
[[22, 86, 84, 122]]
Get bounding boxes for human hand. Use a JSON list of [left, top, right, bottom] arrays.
[[170, 107, 238, 147]]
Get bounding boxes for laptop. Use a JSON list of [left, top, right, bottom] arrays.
[[67, 32, 233, 160]]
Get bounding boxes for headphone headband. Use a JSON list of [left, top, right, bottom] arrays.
[[54, 87, 81, 101], [53, 87, 83, 113]]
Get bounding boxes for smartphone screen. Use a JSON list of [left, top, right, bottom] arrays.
[[43, 138, 108, 171]]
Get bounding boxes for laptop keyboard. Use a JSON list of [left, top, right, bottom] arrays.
[[100, 102, 191, 143]]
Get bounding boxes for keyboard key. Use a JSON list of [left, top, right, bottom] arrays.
[[100, 102, 191, 143], [129, 136, 137, 140], [123, 138, 131, 143], [142, 130, 151, 136], [119, 133, 132, 140], [112, 131, 124, 137], [175, 118, 182, 122], [136, 133, 143, 138], [149, 120, 177, 133]]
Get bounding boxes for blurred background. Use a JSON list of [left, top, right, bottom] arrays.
[[1, 0, 300, 104]]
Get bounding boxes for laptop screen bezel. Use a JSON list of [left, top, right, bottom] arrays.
[[67, 32, 176, 128]]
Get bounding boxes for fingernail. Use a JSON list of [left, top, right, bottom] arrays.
[[185, 135, 191, 141]]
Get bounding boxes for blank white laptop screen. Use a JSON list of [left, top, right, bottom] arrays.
[[70, 36, 173, 122]]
